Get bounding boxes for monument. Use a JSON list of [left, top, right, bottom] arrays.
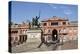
[[26, 15, 42, 45]]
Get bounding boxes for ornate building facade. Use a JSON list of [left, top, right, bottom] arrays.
[[41, 16, 78, 42], [9, 23, 29, 46]]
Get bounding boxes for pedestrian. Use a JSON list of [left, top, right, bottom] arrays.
[[37, 30, 45, 48], [37, 35, 45, 48]]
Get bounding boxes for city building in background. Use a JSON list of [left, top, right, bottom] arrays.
[[9, 16, 78, 46]]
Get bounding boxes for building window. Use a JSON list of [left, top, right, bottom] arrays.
[[23, 30, 26, 34], [20, 30, 22, 34], [51, 22, 58, 26], [59, 30, 61, 32], [15, 37, 18, 41], [63, 22, 66, 25], [48, 30, 50, 33], [43, 23, 47, 26], [11, 37, 14, 41], [12, 31, 18, 33]]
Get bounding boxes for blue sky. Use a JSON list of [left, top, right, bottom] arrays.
[[11, 1, 78, 23]]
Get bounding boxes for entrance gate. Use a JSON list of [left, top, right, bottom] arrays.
[[52, 29, 58, 41]]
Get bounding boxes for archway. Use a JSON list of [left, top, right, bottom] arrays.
[[52, 29, 58, 41]]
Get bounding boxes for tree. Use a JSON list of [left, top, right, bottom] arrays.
[[29, 22, 31, 29], [32, 18, 35, 26]]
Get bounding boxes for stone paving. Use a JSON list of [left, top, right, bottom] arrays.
[[12, 40, 78, 53]]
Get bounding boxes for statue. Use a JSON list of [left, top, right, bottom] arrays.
[[32, 16, 40, 28]]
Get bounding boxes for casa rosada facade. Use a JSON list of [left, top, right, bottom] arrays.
[[41, 16, 78, 41], [9, 16, 78, 46]]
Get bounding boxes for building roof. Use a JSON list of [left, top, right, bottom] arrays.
[[10, 23, 29, 29], [42, 16, 68, 22], [69, 21, 78, 27]]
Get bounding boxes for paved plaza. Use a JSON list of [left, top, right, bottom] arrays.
[[12, 40, 78, 53]]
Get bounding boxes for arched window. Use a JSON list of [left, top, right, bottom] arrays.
[[43, 23, 47, 26], [63, 22, 66, 25]]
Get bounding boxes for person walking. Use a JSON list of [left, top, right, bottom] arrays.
[[37, 30, 46, 48]]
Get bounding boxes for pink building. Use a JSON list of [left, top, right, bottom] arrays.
[[41, 16, 78, 41], [9, 23, 29, 46]]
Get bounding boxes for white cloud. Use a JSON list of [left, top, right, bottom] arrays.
[[64, 10, 72, 15], [53, 6, 57, 8], [48, 4, 57, 9]]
